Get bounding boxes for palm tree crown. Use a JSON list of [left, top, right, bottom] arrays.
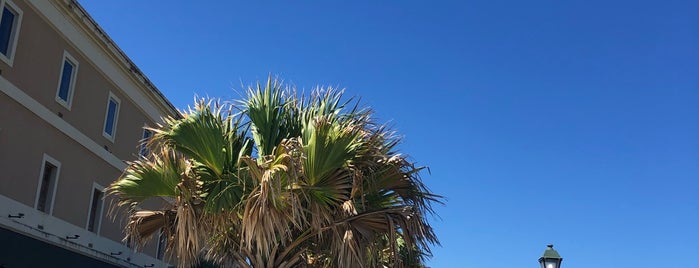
[[107, 77, 442, 267]]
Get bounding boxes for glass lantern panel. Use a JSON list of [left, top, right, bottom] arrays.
[[544, 259, 559, 268]]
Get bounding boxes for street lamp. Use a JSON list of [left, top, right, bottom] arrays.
[[538, 244, 563, 268]]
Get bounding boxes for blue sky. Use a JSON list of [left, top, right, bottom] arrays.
[[80, 1, 698, 267]]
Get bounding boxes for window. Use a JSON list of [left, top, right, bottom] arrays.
[[103, 92, 120, 141], [156, 228, 167, 260], [139, 128, 153, 157], [55, 52, 79, 109], [35, 154, 60, 214], [0, 0, 21, 65], [86, 184, 104, 233]]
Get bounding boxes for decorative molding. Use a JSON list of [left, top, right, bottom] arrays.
[[26, 0, 178, 123], [0, 75, 127, 171]]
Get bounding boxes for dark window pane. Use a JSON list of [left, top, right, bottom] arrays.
[[37, 163, 56, 213], [57, 61, 74, 101], [0, 7, 15, 56], [104, 99, 117, 135], [87, 189, 103, 232], [139, 130, 152, 156]]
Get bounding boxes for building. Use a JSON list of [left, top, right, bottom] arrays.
[[0, 0, 179, 267]]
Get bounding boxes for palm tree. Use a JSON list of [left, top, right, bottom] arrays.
[[107, 77, 442, 267]]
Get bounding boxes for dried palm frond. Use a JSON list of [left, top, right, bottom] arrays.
[[107, 77, 442, 268]]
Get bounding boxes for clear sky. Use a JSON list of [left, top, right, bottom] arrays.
[[80, 1, 698, 267]]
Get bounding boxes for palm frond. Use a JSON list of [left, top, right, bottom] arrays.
[[239, 141, 304, 264], [153, 99, 231, 177], [107, 148, 183, 206], [108, 78, 442, 268], [124, 210, 174, 249], [244, 76, 289, 157]]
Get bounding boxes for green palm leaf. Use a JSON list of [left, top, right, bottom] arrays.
[[107, 148, 183, 205], [245, 77, 290, 157], [154, 99, 230, 177], [107, 77, 442, 268]]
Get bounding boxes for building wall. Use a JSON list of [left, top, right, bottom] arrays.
[[0, 0, 177, 266], [2, 0, 156, 160]]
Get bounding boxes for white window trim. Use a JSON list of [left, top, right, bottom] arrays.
[[54, 50, 79, 110], [34, 153, 61, 215], [85, 182, 105, 235], [0, 0, 22, 67], [102, 92, 120, 142], [139, 125, 152, 157], [0, 75, 127, 170]]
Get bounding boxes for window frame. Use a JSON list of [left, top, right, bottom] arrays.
[[0, 0, 22, 66], [34, 153, 61, 215], [102, 92, 121, 142], [54, 51, 79, 110], [85, 182, 105, 234], [139, 127, 153, 157]]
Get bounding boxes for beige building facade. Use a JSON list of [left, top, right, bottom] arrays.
[[0, 0, 178, 267]]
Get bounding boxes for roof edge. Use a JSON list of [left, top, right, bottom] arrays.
[[61, 0, 181, 118]]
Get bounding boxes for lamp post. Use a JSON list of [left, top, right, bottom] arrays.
[[538, 244, 563, 268]]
